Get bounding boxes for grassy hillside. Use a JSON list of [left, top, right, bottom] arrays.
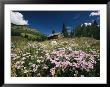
[[11, 23, 47, 41]]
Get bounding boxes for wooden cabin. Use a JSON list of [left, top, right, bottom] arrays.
[[48, 32, 64, 40]]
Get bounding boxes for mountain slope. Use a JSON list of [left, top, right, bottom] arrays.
[[11, 23, 47, 41]]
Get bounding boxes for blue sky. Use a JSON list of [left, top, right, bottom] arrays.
[[11, 11, 100, 35]]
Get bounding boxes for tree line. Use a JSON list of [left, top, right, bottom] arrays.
[[52, 20, 100, 40]]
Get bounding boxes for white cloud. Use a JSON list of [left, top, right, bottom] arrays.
[[81, 23, 92, 26], [84, 23, 91, 26], [89, 11, 100, 16], [66, 26, 72, 33], [11, 11, 28, 25], [66, 26, 71, 29]]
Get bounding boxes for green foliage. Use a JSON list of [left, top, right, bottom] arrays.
[[70, 27, 74, 38], [71, 20, 100, 40], [52, 30, 55, 34], [11, 36, 28, 49], [11, 23, 47, 41], [11, 37, 100, 77], [61, 23, 68, 37]]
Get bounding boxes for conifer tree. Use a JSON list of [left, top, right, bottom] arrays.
[[62, 23, 68, 37]]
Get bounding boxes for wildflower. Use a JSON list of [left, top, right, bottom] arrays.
[[74, 74, 77, 77], [51, 41, 57, 46], [21, 61, 25, 64], [43, 65, 48, 69], [68, 47, 72, 51], [55, 62, 60, 67], [22, 54, 27, 56], [74, 51, 80, 58], [75, 70, 78, 74], [11, 38, 100, 77], [24, 70, 28, 73], [16, 66, 21, 69], [29, 62, 32, 65], [22, 57, 26, 60], [11, 53, 17, 58], [15, 61, 23, 69], [81, 75, 84, 77], [32, 64, 36, 68], [50, 67, 56, 76], [11, 43, 15, 48], [28, 43, 31, 47], [26, 52, 30, 55], [24, 67, 26, 69], [31, 64, 38, 72]]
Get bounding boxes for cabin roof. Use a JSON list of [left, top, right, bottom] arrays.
[[48, 32, 63, 37]]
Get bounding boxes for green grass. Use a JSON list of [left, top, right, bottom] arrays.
[[11, 36, 100, 53], [11, 36, 29, 49]]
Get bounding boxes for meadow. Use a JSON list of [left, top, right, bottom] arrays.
[[11, 36, 100, 77]]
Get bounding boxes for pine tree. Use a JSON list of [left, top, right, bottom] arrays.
[[52, 29, 55, 34], [62, 23, 68, 37], [70, 27, 75, 37], [70, 29, 73, 37]]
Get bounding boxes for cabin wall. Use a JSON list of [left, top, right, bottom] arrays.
[[48, 34, 64, 40]]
